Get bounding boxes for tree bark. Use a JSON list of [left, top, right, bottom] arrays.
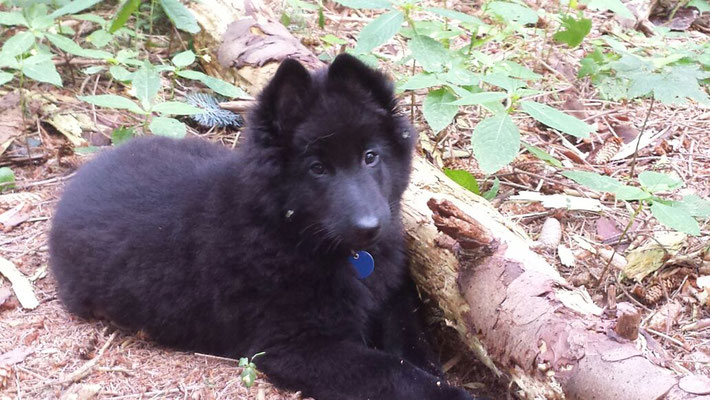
[[187, 1, 706, 398]]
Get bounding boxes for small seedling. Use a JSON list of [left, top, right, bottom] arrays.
[[239, 352, 265, 389]]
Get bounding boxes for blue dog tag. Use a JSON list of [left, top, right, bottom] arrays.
[[348, 251, 374, 279]]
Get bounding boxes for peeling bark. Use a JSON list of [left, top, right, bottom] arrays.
[[187, 1, 706, 398]]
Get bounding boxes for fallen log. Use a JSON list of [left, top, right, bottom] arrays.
[[187, 1, 706, 398]]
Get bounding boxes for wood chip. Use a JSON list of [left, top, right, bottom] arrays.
[[509, 191, 602, 211], [0, 346, 34, 366], [0, 256, 39, 309]]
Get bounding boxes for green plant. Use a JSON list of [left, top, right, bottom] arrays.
[[79, 63, 203, 138], [238, 352, 265, 389], [110, 0, 200, 34], [563, 170, 709, 236], [331, 0, 597, 176], [579, 36, 710, 103], [0, 166, 15, 191], [444, 168, 499, 200]]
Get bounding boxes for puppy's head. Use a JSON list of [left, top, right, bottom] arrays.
[[248, 54, 416, 252]]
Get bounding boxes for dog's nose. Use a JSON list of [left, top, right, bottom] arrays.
[[353, 216, 380, 244]]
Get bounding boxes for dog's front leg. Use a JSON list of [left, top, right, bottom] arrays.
[[377, 276, 443, 377], [256, 339, 473, 400]]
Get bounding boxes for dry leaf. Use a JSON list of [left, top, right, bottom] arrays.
[[0, 257, 39, 309], [558, 244, 576, 267], [0, 202, 32, 231], [60, 383, 102, 400], [611, 123, 639, 144], [0, 346, 34, 366], [647, 301, 683, 331], [0, 192, 45, 207], [624, 232, 686, 281]]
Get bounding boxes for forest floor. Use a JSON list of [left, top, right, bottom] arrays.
[[1, 0, 709, 399]]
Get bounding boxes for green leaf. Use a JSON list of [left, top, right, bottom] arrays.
[[439, 67, 480, 86], [688, 0, 710, 12], [74, 13, 107, 26], [172, 50, 195, 67], [422, 88, 458, 133], [177, 70, 248, 98], [553, 14, 591, 48], [149, 116, 186, 138], [483, 178, 500, 200], [22, 55, 62, 86], [109, 0, 141, 33], [111, 126, 135, 145], [444, 169, 480, 194], [638, 171, 682, 193], [522, 142, 563, 167], [0, 71, 13, 85], [201, 74, 248, 98], [472, 113, 520, 174], [153, 101, 204, 115], [2, 31, 35, 57], [562, 170, 650, 200], [45, 33, 112, 59], [397, 73, 444, 91], [159, 0, 201, 34], [82, 66, 105, 75], [26, 3, 53, 30], [353, 10, 403, 53], [672, 195, 710, 218], [74, 146, 101, 155], [0, 167, 15, 191], [0, 11, 28, 26], [321, 34, 347, 45], [495, 61, 542, 80], [409, 35, 448, 73], [519, 101, 594, 138], [109, 65, 133, 81], [425, 7, 483, 25], [585, 0, 634, 19], [0, 54, 19, 69], [449, 91, 507, 106], [650, 202, 700, 236], [86, 29, 113, 48], [487, 2, 538, 25], [333, 0, 392, 9], [481, 74, 525, 93], [132, 64, 161, 110], [79, 94, 145, 114], [50, 0, 102, 18], [626, 66, 710, 105]]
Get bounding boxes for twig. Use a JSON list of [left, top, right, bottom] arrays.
[[629, 97, 655, 177], [645, 327, 687, 349], [31, 331, 118, 390], [194, 352, 241, 363], [598, 201, 643, 284]]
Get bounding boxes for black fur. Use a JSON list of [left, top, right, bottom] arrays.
[[49, 54, 475, 400]]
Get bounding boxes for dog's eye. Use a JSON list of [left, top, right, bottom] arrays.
[[309, 162, 327, 176], [364, 151, 379, 166]]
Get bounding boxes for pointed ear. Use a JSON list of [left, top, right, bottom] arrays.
[[252, 58, 313, 146], [327, 53, 396, 113]]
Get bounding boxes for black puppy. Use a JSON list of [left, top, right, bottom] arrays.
[[50, 54, 475, 400]]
